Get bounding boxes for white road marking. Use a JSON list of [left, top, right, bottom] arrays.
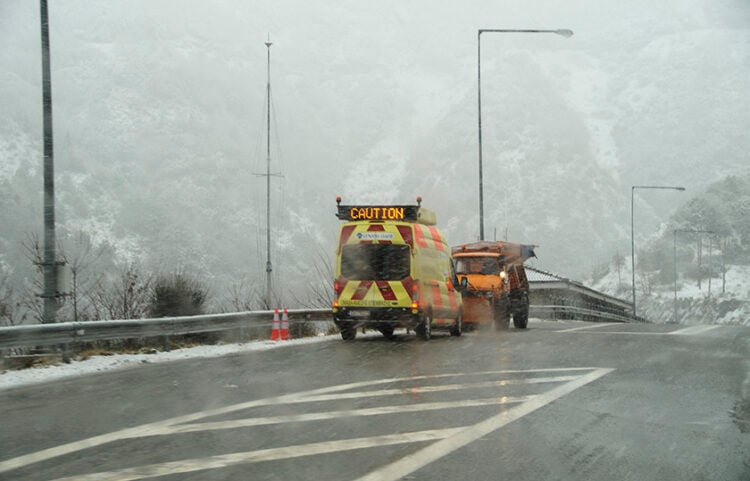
[[48, 428, 466, 481], [353, 367, 615, 481], [668, 325, 720, 336], [556, 322, 621, 332], [165, 395, 536, 435], [295, 375, 580, 404], [0, 368, 606, 476], [559, 324, 722, 337]]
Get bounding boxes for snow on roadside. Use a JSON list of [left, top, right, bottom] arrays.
[[0, 335, 339, 392]]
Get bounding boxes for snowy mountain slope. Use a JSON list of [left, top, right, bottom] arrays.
[[2, 0, 749, 312]]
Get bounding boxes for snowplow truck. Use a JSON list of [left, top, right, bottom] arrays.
[[451, 241, 536, 330], [332, 196, 463, 341]]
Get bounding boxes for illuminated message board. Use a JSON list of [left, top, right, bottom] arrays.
[[336, 205, 420, 222]]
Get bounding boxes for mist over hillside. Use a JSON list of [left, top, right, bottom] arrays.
[[589, 173, 750, 325], [1, 0, 749, 317]]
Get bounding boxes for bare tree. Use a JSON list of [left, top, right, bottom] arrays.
[[89, 264, 152, 320], [0, 271, 29, 327], [21, 232, 50, 323], [59, 231, 108, 322], [222, 279, 262, 312], [613, 250, 625, 289], [638, 271, 654, 297], [289, 247, 334, 309]]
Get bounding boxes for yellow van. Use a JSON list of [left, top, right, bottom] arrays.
[[332, 197, 463, 340]]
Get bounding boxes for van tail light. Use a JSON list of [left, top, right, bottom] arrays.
[[334, 277, 347, 296], [411, 283, 419, 310]]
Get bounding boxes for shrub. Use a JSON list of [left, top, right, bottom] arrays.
[[148, 272, 208, 318]]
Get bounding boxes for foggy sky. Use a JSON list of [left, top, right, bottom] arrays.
[[1, 0, 749, 301]]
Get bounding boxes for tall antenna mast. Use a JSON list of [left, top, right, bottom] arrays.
[[264, 38, 273, 308], [254, 36, 283, 308]]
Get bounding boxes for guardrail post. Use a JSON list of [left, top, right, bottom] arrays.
[[62, 343, 71, 363], [163, 335, 170, 352]]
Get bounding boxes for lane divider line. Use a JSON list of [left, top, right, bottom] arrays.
[[353, 367, 615, 481], [47, 428, 467, 481], [556, 323, 620, 333], [0, 368, 603, 475], [43, 370, 612, 481], [165, 395, 537, 435], [668, 325, 720, 336]]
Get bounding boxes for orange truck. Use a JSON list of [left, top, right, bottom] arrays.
[[451, 241, 535, 330], [332, 197, 463, 341]]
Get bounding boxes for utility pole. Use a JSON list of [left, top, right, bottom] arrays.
[[630, 185, 685, 317], [697, 236, 702, 290], [708, 235, 712, 296], [264, 39, 273, 308], [40, 0, 58, 324], [722, 237, 726, 294], [255, 38, 282, 309]]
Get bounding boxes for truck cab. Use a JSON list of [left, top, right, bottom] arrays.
[[452, 241, 535, 330]]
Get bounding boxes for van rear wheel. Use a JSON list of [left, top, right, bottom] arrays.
[[416, 309, 432, 341], [450, 309, 463, 337], [340, 326, 357, 340], [379, 326, 395, 339]]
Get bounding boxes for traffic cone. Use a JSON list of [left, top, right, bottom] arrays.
[[270, 308, 281, 341], [281, 308, 290, 340]]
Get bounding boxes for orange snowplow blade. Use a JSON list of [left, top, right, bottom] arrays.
[[451, 241, 535, 267]]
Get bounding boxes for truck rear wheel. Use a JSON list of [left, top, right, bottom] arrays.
[[494, 300, 510, 330], [513, 311, 528, 329], [512, 294, 529, 329]]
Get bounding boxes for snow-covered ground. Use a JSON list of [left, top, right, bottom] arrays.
[[591, 261, 750, 326], [0, 335, 340, 392]]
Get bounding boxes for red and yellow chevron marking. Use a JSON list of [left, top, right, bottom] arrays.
[[413, 224, 445, 250], [447, 289, 459, 310], [337, 279, 412, 308], [428, 226, 444, 251], [431, 283, 443, 309]]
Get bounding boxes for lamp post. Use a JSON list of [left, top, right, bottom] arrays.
[[631, 185, 685, 317], [673, 228, 713, 323], [477, 28, 573, 240]]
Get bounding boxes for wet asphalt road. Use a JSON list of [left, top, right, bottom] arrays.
[[1, 320, 749, 481]]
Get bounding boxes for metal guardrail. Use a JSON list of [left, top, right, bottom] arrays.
[[0, 309, 331, 351], [530, 305, 641, 323], [0, 302, 643, 353]]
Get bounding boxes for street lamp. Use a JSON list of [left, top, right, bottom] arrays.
[[477, 28, 573, 240], [631, 185, 685, 317], [673, 228, 714, 323]]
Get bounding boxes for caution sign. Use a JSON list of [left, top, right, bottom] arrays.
[[336, 205, 420, 222]]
